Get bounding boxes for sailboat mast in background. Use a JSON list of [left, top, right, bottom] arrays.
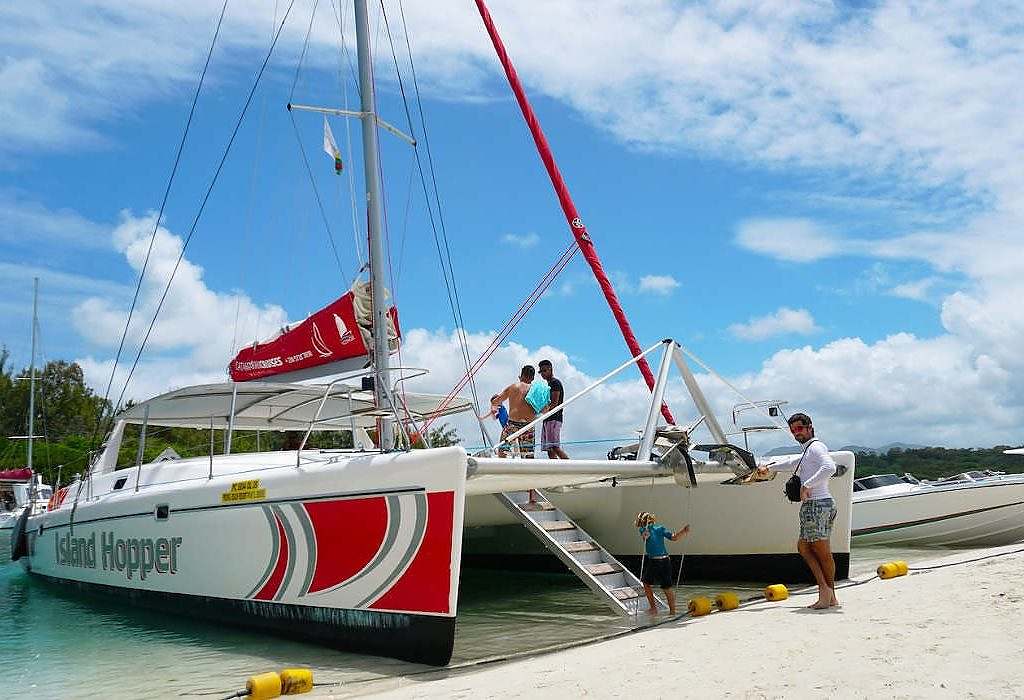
[[27, 277, 37, 473]]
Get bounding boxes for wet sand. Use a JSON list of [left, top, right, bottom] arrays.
[[330, 545, 1024, 698]]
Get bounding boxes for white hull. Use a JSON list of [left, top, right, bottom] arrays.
[[464, 452, 856, 581], [21, 447, 468, 665], [853, 477, 1024, 547]]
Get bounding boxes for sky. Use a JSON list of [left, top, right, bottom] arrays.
[[1, 0, 1023, 456]]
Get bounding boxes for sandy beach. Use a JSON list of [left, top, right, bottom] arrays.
[[322, 545, 1024, 699]]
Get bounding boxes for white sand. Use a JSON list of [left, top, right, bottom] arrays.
[[329, 545, 1024, 699]]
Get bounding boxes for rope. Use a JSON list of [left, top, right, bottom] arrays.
[[109, 0, 299, 420], [288, 0, 350, 285], [422, 241, 578, 433], [91, 0, 230, 452], [393, 0, 488, 441]]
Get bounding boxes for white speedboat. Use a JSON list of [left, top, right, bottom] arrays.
[[852, 471, 1024, 547]]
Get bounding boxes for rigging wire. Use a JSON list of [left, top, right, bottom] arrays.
[[386, 0, 487, 441], [424, 241, 578, 433], [230, 0, 281, 357], [328, 0, 366, 269], [110, 0, 300, 421], [91, 0, 231, 451], [288, 0, 351, 286]]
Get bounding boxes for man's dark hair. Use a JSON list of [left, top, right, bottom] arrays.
[[787, 412, 812, 427], [521, 365, 536, 380], [538, 359, 552, 370]]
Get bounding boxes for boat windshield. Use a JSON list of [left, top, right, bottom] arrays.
[[36, 486, 52, 500], [853, 474, 906, 491]]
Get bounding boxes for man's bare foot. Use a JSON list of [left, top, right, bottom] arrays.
[[810, 601, 831, 609]]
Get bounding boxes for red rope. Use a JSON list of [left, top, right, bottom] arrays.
[[473, 0, 675, 425]]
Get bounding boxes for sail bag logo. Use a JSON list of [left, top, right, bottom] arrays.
[[334, 313, 354, 344], [311, 322, 333, 358]]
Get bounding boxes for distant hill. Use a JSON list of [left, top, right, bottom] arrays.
[[762, 441, 928, 457]]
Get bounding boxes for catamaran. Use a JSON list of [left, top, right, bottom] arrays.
[[14, 0, 855, 666]]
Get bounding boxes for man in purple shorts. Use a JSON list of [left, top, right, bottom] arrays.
[[538, 359, 569, 459]]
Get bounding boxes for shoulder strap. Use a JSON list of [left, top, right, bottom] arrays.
[[792, 438, 819, 476]]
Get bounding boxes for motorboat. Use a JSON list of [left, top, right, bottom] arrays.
[[852, 470, 1024, 547]]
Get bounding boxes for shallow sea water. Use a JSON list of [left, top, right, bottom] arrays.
[[0, 543, 952, 699]]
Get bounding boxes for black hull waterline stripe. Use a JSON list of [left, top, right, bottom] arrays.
[[36, 485, 425, 533], [30, 572, 456, 666], [853, 499, 1024, 536]]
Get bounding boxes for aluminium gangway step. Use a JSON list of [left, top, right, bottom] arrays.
[[496, 489, 669, 616]]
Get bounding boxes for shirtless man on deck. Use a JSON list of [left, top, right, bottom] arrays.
[[491, 365, 537, 458]]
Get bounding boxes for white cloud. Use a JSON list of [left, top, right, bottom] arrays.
[[501, 232, 540, 248], [73, 211, 289, 403], [735, 218, 841, 262], [729, 307, 819, 341], [638, 274, 680, 296], [889, 277, 938, 302]]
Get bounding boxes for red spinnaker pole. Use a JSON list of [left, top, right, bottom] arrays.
[[474, 0, 675, 424]]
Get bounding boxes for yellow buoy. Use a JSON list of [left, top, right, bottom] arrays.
[[877, 561, 908, 579], [764, 584, 789, 601], [714, 592, 740, 611], [280, 668, 314, 695], [688, 596, 713, 616], [246, 672, 282, 700]]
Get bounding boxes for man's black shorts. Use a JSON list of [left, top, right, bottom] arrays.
[[641, 556, 673, 588]]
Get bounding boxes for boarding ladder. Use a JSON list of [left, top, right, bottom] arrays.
[[497, 489, 669, 616]]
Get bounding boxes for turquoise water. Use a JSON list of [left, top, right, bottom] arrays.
[[0, 545, 945, 699]]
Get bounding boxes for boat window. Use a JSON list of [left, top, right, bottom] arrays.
[[37, 487, 53, 500], [113, 477, 128, 491], [155, 504, 170, 521], [853, 474, 904, 490]]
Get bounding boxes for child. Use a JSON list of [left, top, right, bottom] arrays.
[[635, 511, 690, 614]]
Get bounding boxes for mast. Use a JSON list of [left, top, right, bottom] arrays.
[[353, 0, 394, 449], [474, 0, 675, 424], [28, 277, 37, 472]]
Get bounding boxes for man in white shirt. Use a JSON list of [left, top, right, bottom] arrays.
[[758, 412, 839, 609]]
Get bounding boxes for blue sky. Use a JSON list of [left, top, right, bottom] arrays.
[[2, 1, 1023, 452]]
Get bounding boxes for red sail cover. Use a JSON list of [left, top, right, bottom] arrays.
[[0, 468, 32, 482], [229, 292, 400, 382]]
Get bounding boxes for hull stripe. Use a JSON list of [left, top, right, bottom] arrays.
[[292, 503, 317, 598], [36, 486, 425, 532], [270, 505, 298, 602], [245, 507, 281, 598], [853, 499, 1024, 536], [357, 492, 428, 608], [316, 494, 402, 596]]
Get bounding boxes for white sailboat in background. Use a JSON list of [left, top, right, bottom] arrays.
[[13, 0, 855, 666], [3, 278, 53, 538]]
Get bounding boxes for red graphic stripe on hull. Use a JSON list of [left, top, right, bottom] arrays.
[[370, 491, 455, 615], [254, 513, 289, 600], [304, 497, 389, 593]]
